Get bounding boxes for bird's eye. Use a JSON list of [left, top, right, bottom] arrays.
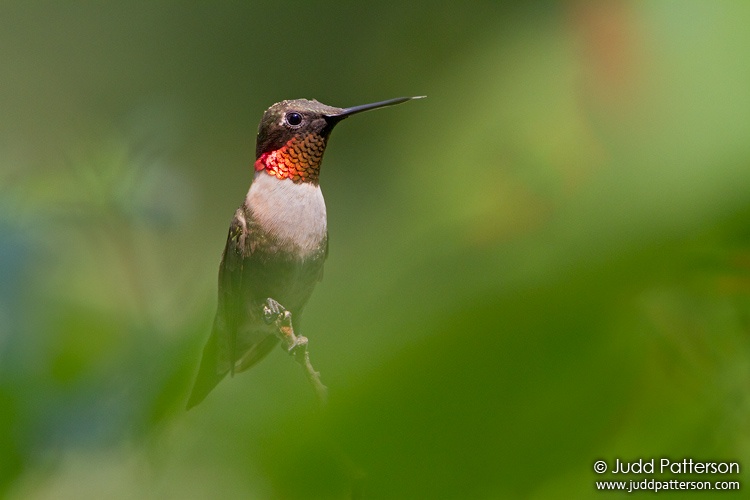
[[285, 112, 303, 126]]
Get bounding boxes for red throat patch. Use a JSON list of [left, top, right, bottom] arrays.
[[254, 134, 326, 184]]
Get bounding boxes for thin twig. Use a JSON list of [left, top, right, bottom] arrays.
[[273, 310, 328, 407]]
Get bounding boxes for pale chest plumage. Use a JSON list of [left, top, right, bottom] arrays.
[[245, 172, 327, 258]]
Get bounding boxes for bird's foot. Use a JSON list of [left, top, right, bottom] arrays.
[[264, 297, 297, 352], [263, 297, 291, 326], [262, 298, 327, 406]]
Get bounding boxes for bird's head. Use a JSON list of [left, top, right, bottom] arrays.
[[254, 97, 423, 184]]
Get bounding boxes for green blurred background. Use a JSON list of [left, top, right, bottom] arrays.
[[2, 1, 750, 498]]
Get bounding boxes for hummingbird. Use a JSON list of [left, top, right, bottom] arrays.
[[187, 96, 423, 409]]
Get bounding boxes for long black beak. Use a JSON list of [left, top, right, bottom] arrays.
[[325, 96, 425, 124]]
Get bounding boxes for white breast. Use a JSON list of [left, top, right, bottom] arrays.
[[245, 172, 327, 257]]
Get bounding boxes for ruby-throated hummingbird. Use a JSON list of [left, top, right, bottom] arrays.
[[187, 96, 423, 408]]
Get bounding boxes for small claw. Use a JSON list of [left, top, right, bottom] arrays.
[[281, 310, 293, 326], [263, 298, 285, 324], [262, 306, 274, 324]]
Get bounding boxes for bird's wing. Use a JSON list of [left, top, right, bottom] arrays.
[[186, 209, 249, 409]]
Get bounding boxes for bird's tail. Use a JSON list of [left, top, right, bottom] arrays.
[[186, 327, 279, 409], [186, 329, 227, 410]]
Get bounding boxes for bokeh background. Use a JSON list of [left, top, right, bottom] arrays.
[[2, 1, 750, 498]]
